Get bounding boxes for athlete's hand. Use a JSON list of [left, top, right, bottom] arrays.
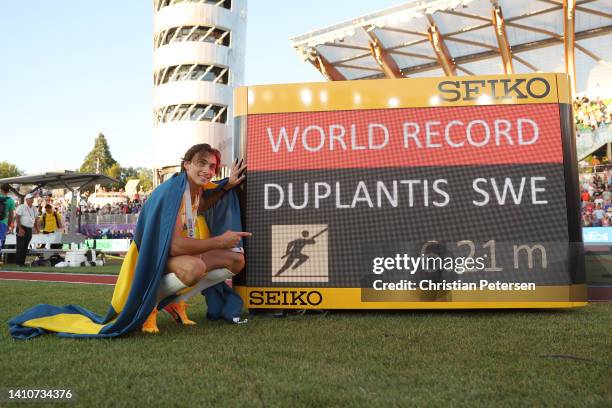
[[216, 230, 252, 249], [226, 158, 246, 189]]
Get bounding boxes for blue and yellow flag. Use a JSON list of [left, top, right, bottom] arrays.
[[8, 172, 238, 339]]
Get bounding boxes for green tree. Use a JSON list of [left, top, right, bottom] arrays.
[[121, 167, 153, 192], [121, 166, 139, 184], [0, 161, 23, 179], [79, 132, 118, 175], [107, 163, 123, 189], [136, 167, 153, 192], [78, 134, 152, 191], [107, 163, 122, 180]]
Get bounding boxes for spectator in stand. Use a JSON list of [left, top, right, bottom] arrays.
[[15, 194, 40, 266], [574, 96, 611, 131], [582, 212, 592, 227], [578, 169, 612, 227], [131, 200, 141, 214], [593, 172, 601, 182], [594, 187, 604, 206], [0, 184, 16, 253], [593, 203, 605, 226], [602, 185, 612, 203], [588, 180, 596, 195], [581, 188, 590, 203]]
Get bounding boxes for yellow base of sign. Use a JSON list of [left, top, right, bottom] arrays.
[[234, 285, 587, 309]]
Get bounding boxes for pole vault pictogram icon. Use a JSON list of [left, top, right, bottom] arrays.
[[274, 227, 329, 277]]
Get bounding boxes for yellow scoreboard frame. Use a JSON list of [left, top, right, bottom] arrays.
[[233, 73, 587, 309]]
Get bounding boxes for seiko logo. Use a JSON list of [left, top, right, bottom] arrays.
[[437, 77, 551, 102], [249, 290, 323, 306]]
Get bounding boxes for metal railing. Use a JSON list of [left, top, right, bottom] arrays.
[[80, 214, 139, 225]]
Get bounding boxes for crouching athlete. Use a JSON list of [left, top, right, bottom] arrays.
[[142, 143, 250, 333]]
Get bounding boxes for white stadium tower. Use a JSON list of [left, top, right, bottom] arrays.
[[153, 0, 247, 183]]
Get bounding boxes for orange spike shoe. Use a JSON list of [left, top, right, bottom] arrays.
[[163, 301, 196, 326], [141, 308, 160, 334]]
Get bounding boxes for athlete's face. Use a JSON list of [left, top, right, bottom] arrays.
[[184, 152, 218, 187]]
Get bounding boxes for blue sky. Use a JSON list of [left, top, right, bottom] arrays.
[[0, 0, 401, 173]]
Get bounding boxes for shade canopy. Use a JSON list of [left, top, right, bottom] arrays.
[[291, 0, 612, 93], [0, 171, 119, 193]]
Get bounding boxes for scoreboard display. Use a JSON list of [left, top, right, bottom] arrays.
[[233, 73, 586, 309]]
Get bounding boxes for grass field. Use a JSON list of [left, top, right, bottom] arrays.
[[1, 281, 610, 407], [2, 252, 612, 281]]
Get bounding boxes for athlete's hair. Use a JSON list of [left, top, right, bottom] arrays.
[[180, 143, 221, 175]]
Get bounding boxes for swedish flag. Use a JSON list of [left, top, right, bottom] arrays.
[[8, 172, 239, 339]]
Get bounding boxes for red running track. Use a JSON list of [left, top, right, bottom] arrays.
[[0, 271, 117, 285], [0, 271, 233, 288]]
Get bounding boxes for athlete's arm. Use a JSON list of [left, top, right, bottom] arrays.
[[198, 159, 246, 213], [168, 216, 251, 257]]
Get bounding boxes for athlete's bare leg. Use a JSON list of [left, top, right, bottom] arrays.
[[166, 255, 207, 286], [200, 249, 245, 274]]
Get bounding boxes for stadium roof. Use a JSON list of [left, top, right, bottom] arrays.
[[0, 171, 119, 193], [291, 0, 612, 93]]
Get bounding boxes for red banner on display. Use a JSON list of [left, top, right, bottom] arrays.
[[248, 104, 563, 170]]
